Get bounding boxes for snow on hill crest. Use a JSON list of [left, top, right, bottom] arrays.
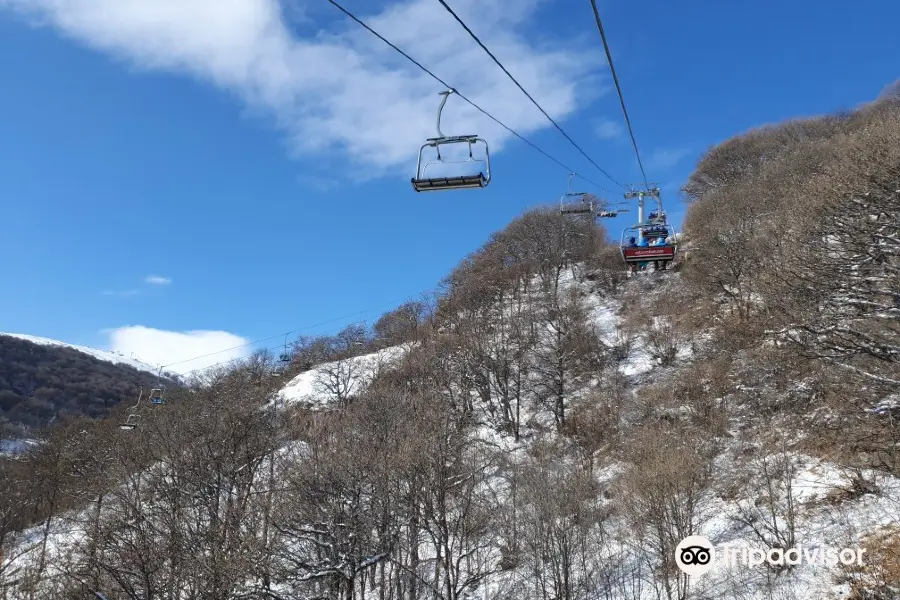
[[0, 332, 161, 376]]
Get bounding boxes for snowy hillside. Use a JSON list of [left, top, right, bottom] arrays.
[[6, 265, 898, 600], [0, 332, 160, 376], [276, 344, 412, 408]]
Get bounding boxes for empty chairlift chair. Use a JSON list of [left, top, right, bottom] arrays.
[[119, 388, 143, 431], [558, 174, 595, 215], [411, 90, 491, 192], [149, 367, 166, 405], [119, 413, 140, 430], [597, 202, 630, 219]]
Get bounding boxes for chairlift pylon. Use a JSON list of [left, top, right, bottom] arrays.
[[411, 90, 491, 192]]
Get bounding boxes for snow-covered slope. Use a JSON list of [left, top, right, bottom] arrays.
[[0, 332, 159, 376], [4, 268, 898, 600], [276, 344, 411, 408]]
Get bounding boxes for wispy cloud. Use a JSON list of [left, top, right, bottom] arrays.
[[297, 174, 340, 192], [594, 117, 624, 140], [646, 147, 692, 171], [0, 0, 606, 177], [106, 326, 250, 376], [145, 275, 172, 286], [101, 289, 141, 297]]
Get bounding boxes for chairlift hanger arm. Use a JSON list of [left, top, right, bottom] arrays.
[[125, 388, 143, 412], [435, 89, 456, 139]]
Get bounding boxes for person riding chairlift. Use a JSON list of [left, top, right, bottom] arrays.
[[637, 236, 650, 247], [627, 236, 637, 247]]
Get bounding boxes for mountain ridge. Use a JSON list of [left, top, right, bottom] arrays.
[[0, 334, 167, 433]]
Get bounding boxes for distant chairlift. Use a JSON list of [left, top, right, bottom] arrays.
[[150, 367, 166, 405], [119, 388, 143, 431], [620, 188, 677, 272], [559, 174, 630, 218], [620, 223, 677, 267], [273, 334, 292, 377], [411, 90, 491, 192], [150, 387, 165, 405], [559, 173, 595, 215], [597, 202, 631, 219]]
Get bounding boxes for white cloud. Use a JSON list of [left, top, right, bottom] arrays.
[[107, 326, 251, 375], [594, 117, 623, 140], [0, 0, 605, 177], [145, 275, 172, 285], [646, 147, 691, 171]]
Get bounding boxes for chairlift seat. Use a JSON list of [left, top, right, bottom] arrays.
[[119, 415, 140, 430], [412, 173, 488, 192], [560, 204, 594, 215]]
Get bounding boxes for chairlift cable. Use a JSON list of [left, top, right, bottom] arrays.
[[437, 0, 627, 190], [158, 280, 438, 375], [136, 4, 643, 382], [158, 309, 372, 370], [176, 319, 372, 379], [324, 0, 611, 192], [587, 0, 650, 190]]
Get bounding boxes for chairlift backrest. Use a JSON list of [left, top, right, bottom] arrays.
[[412, 137, 491, 192], [559, 200, 595, 215]]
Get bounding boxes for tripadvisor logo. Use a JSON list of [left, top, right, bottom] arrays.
[[675, 536, 715, 576], [675, 536, 867, 576]]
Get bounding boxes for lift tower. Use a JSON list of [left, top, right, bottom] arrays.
[[623, 186, 661, 224]]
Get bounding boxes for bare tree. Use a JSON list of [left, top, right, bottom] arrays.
[[618, 424, 716, 600], [729, 441, 799, 567], [531, 287, 606, 429]]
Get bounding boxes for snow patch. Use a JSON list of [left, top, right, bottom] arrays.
[[276, 344, 411, 408]]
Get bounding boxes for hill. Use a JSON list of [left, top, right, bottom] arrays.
[[0, 95, 898, 599], [0, 334, 166, 435]]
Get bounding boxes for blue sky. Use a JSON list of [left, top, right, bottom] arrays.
[[0, 0, 897, 373]]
